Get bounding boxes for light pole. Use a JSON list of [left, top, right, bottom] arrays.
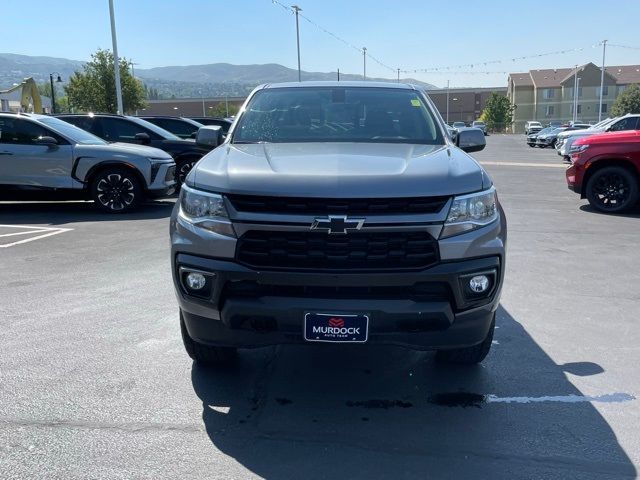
[[446, 80, 450, 124], [199, 90, 205, 116], [598, 40, 607, 122], [225, 95, 229, 117], [49, 73, 62, 114], [575, 77, 582, 122], [452, 97, 459, 121], [108, 0, 124, 114], [292, 5, 302, 82], [572, 65, 579, 124], [397, 68, 400, 83], [362, 47, 367, 80], [337, 68, 340, 81]]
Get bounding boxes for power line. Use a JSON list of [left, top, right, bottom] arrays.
[[608, 43, 640, 51]]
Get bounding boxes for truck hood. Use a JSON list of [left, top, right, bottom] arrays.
[[74, 142, 172, 160], [557, 128, 603, 139], [191, 142, 488, 197]]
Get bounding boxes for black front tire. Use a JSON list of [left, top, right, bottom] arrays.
[[176, 158, 200, 188], [90, 168, 142, 213], [180, 311, 237, 365], [435, 315, 495, 365], [586, 166, 639, 213]]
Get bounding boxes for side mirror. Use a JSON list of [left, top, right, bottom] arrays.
[[35, 136, 58, 147], [134, 132, 151, 145], [196, 126, 222, 148], [456, 128, 486, 153]]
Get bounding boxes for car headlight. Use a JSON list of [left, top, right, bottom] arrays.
[[569, 144, 589, 154], [179, 184, 235, 237], [441, 187, 498, 238]]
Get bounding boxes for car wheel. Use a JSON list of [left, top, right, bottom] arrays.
[[90, 168, 141, 213], [176, 158, 200, 188], [528, 143, 535, 148], [586, 166, 639, 213], [180, 310, 237, 365], [435, 314, 495, 365]]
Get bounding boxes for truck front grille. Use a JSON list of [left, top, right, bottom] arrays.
[[236, 230, 439, 271], [227, 194, 449, 216]]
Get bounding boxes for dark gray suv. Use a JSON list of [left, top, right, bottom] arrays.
[[171, 82, 506, 366]]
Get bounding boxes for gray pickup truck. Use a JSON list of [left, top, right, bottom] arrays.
[[171, 82, 506, 366], [0, 113, 175, 212]]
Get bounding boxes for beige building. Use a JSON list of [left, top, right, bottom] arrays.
[[507, 63, 640, 133]]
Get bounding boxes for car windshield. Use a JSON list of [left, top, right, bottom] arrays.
[[473, 121, 485, 126], [38, 116, 107, 145], [233, 86, 444, 145], [535, 127, 554, 135], [127, 116, 181, 140]]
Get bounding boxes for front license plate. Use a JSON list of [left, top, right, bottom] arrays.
[[304, 313, 369, 343]]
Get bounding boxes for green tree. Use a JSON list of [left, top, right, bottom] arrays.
[[207, 102, 239, 118], [64, 49, 146, 114], [480, 93, 515, 132], [611, 84, 640, 116]]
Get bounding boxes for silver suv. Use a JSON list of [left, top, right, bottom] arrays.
[[171, 82, 506, 366], [0, 113, 175, 212]]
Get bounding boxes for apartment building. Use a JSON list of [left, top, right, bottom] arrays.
[[508, 62, 640, 133]]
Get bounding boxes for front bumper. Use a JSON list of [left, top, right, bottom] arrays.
[[174, 254, 503, 351], [147, 162, 176, 196]]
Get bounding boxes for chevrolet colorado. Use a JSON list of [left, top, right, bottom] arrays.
[[171, 82, 506, 366]]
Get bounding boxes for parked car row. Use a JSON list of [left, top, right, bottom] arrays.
[[524, 120, 565, 135], [448, 120, 487, 135], [0, 112, 230, 212], [526, 123, 590, 148]]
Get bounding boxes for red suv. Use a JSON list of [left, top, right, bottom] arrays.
[[566, 130, 640, 213]]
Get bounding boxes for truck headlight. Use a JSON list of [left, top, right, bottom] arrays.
[[179, 184, 235, 237], [441, 187, 498, 238]]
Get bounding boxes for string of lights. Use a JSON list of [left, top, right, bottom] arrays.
[[268, 1, 622, 78]]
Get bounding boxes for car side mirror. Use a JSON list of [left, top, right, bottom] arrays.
[[456, 128, 486, 153], [35, 136, 58, 147], [134, 132, 151, 145], [196, 126, 222, 148]]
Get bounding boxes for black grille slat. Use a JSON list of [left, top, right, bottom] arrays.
[[222, 280, 451, 302], [236, 231, 439, 270], [228, 195, 449, 215]]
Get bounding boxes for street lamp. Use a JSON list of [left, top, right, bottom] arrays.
[[49, 73, 62, 114], [362, 47, 367, 80]]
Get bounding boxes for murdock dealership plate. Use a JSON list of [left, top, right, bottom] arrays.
[[304, 313, 369, 343]]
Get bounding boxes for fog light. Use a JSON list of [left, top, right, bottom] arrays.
[[186, 272, 206, 290], [469, 275, 490, 293]]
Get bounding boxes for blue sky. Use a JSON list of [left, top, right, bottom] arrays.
[[3, 0, 640, 88]]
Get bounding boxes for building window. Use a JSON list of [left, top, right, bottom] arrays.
[[543, 89, 555, 99], [577, 104, 582, 114], [578, 87, 583, 98], [601, 103, 607, 113], [598, 86, 609, 97], [545, 105, 554, 116], [569, 104, 582, 114]]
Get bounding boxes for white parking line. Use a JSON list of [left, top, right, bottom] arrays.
[[486, 393, 635, 404], [480, 161, 567, 169], [0, 224, 73, 248]]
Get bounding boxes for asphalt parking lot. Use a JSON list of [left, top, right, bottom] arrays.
[[1, 134, 639, 479]]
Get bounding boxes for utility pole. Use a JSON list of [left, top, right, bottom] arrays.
[[397, 68, 400, 83], [598, 39, 607, 122], [572, 65, 579, 124], [225, 96, 229, 117], [200, 91, 205, 116], [446, 80, 450, 124], [108, 0, 124, 114], [337, 68, 340, 81], [292, 5, 302, 82], [362, 47, 367, 80]]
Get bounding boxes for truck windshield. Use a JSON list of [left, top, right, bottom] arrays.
[[233, 87, 444, 145]]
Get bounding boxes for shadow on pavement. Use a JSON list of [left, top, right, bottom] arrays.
[[191, 305, 636, 478], [0, 199, 175, 225], [578, 203, 640, 218]]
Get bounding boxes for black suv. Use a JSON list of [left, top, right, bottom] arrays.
[[139, 116, 204, 140], [57, 114, 214, 186]]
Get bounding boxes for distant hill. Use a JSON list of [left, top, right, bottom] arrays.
[[0, 53, 436, 98]]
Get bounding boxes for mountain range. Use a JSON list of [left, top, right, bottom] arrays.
[[0, 53, 436, 98]]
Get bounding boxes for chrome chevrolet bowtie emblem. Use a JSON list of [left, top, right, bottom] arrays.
[[311, 215, 365, 234]]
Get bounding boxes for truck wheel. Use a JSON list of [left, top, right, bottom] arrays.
[[180, 311, 237, 365], [586, 166, 639, 213], [435, 315, 495, 365], [90, 168, 141, 213]]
